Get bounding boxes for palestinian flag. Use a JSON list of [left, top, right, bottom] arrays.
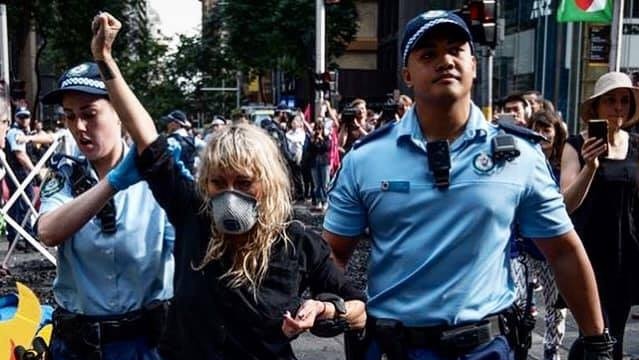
[[557, 0, 613, 23]]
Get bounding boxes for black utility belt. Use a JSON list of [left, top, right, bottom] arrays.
[[369, 314, 504, 353], [53, 300, 169, 347]]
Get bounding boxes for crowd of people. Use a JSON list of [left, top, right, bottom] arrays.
[[0, 8, 637, 360]]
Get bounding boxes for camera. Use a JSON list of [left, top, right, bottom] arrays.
[[341, 107, 357, 124], [378, 101, 399, 128]]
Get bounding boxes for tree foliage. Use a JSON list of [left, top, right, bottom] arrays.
[[222, 0, 359, 75], [5, 0, 183, 119]]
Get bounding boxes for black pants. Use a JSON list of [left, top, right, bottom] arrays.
[[601, 295, 633, 360], [289, 161, 304, 201]]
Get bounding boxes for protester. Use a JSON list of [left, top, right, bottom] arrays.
[[397, 94, 413, 118], [204, 116, 226, 143], [503, 92, 532, 126], [307, 119, 331, 212], [512, 109, 568, 360], [560, 71, 639, 360], [90, 12, 366, 359], [324, 10, 610, 360], [286, 115, 307, 202], [38, 61, 175, 360], [523, 90, 543, 114]]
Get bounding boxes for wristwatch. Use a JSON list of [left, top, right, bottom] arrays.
[[316, 293, 346, 317]]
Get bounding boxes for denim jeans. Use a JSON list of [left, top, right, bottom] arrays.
[[310, 163, 330, 204]]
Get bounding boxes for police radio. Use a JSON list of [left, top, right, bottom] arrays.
[[491, 133, 520, 162], [426, 140, 451, 189]]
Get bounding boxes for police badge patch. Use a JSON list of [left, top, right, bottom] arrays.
[[67, 63, 90, 77], [41, 171, 66, 198], [472, 152, 495, 175]]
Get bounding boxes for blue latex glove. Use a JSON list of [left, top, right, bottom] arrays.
[[167, 138, 195, 181], [106, 145, 143, 191]]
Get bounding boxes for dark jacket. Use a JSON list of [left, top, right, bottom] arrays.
[[137, 136, 364, 360]]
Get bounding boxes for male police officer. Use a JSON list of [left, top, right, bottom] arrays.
[[323, 11, 612, 360]]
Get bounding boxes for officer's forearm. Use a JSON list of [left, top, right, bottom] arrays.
[[38, 180, 116, 246], [28, 132, 55, 145], [322, 230, 357, 271], [536, 231, 604, 336]]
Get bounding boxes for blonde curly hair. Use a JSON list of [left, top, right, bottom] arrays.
[[194, 124, 293, 293]]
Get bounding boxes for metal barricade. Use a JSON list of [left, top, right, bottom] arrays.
[[1, 137, 61, 268]]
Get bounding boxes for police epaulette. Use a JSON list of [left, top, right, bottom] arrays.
[[352, 122, 395, 150], [497, 119, 546, 144]]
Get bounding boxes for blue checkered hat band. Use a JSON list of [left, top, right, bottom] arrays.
[[60, 77, 106, 90], [402, 18, 460, 67]]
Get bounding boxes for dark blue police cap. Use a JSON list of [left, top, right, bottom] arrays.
[[166, 110, 189, 127], [400, 10, 474, 67], [42, 62, 108, 104]]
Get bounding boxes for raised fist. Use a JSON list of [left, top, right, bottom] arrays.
[[91, 12, 122, 60]]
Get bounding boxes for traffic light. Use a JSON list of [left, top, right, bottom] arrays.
[[315, 70, 338, 94], [460, 0, 498, 48]]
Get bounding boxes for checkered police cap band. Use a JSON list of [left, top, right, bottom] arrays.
[[60, 77, 106, 90], [42, 62, 109, 104], [401, 11, 474, 67]]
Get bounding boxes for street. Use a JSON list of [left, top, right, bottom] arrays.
[[1, 205, 638, 359]]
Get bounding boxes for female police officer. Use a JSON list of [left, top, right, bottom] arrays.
[[39, 62, 174, 360], [89, 12, 366, 360]]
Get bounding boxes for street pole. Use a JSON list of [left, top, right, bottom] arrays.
[[486, 48, 493, 121], [608, 0, 624, 72], [315, 0, 325, 121], [0, 4, 10, 107], [236, 72, 241, 109]]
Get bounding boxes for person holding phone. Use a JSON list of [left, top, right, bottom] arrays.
[[560, 71, 639, 360]]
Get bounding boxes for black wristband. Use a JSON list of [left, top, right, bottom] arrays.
[[582, 330, 614, 344], [96, 60, 115, 81]]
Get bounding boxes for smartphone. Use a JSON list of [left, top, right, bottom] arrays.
[[588, 119, 608, 157], [496, 113, 517, 124]]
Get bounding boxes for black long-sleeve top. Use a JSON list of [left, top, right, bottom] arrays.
[[136, 136, 364, 360]]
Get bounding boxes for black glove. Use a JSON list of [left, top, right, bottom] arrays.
[[568, 331, 615, 360], [309, 293, 350, 338], [310, 317, 350, 337]]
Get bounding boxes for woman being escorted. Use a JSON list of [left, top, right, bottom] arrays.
[[38, 61, 174, 360], [561, 72, 639, 360], [91, 13, 366, 360]]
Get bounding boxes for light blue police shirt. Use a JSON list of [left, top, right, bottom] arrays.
[[324, 103, 572, 327], [39, 145, 175, 316], [6, 126, 27, 153]]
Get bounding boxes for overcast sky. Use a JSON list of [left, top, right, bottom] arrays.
[[148, 0, 201, 46]]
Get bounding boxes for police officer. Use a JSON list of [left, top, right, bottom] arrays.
[[39, 62, 174, 360], [323, 10, 613, 360], [5, 107, 36, 250]]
